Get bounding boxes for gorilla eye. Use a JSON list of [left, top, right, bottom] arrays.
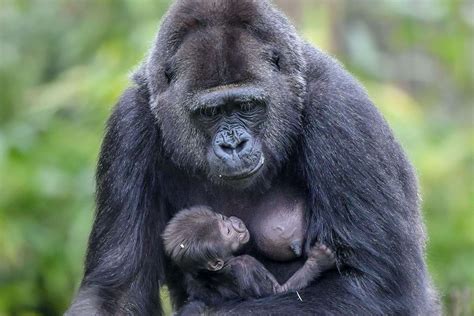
[[270, 51, 281, 71], [200, 106, 219, 118], [241, 103, 256, 113]]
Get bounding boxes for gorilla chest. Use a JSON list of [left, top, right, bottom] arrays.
[[210, 185, 307, 262]]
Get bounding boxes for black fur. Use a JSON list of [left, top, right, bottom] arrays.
[[67, 0, 439, 315], [181, 255, 279, 308]]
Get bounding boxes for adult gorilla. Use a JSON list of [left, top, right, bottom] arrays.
[[68, 0, 439, 315]]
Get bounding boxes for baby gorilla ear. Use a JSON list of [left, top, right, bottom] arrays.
[[207, 258, 224, 271]]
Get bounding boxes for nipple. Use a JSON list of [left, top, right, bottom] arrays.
[[290, 239, 302, 257]]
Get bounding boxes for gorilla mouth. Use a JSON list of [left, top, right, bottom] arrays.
[[220, 156, 265, 181]]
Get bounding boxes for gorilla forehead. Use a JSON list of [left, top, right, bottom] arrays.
[[147, 0, 305, 77], [162, 0, 276, 52], [175, 27, 262, 92]]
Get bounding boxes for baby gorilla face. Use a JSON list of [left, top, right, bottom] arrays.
[[216, 214, 250, 253]]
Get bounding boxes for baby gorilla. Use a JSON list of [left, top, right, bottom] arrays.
[[162, 206, 335, 308]]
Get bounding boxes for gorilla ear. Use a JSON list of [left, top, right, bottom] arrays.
[[131, 64, 151, 97], [207, 259, 224, 271]]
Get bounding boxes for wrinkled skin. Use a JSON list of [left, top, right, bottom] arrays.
[[67, 0, 439, 315]]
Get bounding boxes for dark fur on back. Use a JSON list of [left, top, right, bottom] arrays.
[[67, 0, 439, 315]]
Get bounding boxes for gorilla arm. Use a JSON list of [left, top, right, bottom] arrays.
[[66, 84, 165, 315], [226, 255, 280, 298], [227, 242, 336, 298], [184, 248, 335, 309]]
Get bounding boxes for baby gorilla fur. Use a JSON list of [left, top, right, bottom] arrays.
[[162, 206, 335, 309]]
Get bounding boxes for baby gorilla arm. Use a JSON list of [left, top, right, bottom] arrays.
[[226, 255, 280, 298], [229, 244, 335, 297], [278, 243, 336, 293]]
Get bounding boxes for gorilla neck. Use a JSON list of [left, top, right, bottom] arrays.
[[163, 163, 303, 219]]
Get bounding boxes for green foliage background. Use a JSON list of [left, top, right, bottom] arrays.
[[0, 0, 472, 315]]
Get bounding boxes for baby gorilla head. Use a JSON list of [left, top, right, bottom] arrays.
[[162, 206, 250, 272]]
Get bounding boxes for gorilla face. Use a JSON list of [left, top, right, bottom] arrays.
[[146, 0, 306, 187], [196, 85, 267, 182]]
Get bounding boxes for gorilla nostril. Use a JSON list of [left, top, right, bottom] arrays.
[[220, 144, 233, 155], [235, 140, 248, 153], [214, 129, 253, 159]]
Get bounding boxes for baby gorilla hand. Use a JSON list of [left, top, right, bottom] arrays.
[[307, 243, 336, 271], [276, 243, 336, 294]]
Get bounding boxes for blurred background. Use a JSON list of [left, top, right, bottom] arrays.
[[0, 0, 472, 315]]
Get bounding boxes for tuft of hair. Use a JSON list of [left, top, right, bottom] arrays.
[[162, 206, 229, 271]]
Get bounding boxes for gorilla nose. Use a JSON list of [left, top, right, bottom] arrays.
[[220, 138, 249, 155], [214, 130, 252, 158], [229, 216, 247, 232]]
